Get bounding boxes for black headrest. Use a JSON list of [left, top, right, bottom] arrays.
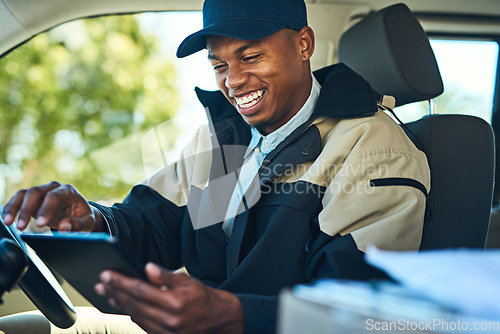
[[338, 3, 443, 107]]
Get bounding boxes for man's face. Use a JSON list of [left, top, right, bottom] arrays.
[[206, 28, 313, 135]]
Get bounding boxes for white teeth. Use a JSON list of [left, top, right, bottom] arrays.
[[235, 89, 264, 108], [240, 99, 258, 109]]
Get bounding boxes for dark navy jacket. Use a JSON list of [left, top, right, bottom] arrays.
[[92, 63, 430, 333]]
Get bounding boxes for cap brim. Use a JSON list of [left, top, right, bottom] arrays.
[[176, 20, 285, 58]]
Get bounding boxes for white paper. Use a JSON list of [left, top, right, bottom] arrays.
[[365, 246, 500, 318]]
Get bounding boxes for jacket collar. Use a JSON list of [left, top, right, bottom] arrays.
[[312, 63, 381, 119]]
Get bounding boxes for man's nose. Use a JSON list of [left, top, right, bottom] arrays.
[[225, 65, 247, 90]]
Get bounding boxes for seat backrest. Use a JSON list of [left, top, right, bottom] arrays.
[[338, 3, 495, 249]]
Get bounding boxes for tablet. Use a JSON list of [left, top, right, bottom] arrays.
[[21, 232, 146, 314]]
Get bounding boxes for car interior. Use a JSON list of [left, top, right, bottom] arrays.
[[0, 0, 499, 331]]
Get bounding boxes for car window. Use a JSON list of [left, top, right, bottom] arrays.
[[0, 12, 214, 207], [395, 39, 499, 124]]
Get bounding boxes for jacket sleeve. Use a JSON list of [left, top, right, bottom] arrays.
[[304, 111, 430, 280], [90, 124, 213, 269], [314, 112, 430, 251], [237, 294, 278, 334], [90, 185, 185, 270]]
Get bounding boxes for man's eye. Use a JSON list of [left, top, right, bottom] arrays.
[[243, 54, 261, 62], [213, 64, 226, 72]]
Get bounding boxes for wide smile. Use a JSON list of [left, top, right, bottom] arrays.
[[234, 89, 265, 112]]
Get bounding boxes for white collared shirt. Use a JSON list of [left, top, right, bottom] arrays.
[[222, 75, 321, 238]]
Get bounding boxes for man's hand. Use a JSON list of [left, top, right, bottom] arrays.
[[2, 181, 105, 232], [95, 263, 245, 334]]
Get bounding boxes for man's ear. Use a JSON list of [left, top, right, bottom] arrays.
[[297, 26, 315, 61]]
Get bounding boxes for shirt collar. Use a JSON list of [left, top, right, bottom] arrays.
[[246, 74, 321, 157]]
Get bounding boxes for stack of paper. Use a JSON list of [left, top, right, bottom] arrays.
[[365, 246, 500, 319]]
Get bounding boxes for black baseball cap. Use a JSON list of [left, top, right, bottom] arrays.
[[176, 0, 308, 58]]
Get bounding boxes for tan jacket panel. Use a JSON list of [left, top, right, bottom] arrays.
[[314, 111, 430, 251], [142, 124, 213, 207]]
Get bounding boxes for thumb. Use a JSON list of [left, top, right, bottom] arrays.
[[57, 215, 95, 232], [145, 262, 189, 288]]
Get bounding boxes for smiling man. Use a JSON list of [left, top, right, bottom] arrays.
[[1, 0, 430, 333]]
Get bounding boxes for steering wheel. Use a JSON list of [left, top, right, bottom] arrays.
[[0, 205, 76, 329]]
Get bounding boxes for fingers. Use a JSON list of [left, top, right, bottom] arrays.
[[35, 184, 92, 231], [95, 270, 189, 333], [145, 263, 189, 288], [36, 183, 80, 229], [3, 182, 61, 230], [33, 186, 65, 228], [96, 278, 181, 333], [97, 268, 188, 312], [2, 189, 26, 226], [2, 182, 93, 232], [94, 268, 243, 334], [56, 216, 95, 232]]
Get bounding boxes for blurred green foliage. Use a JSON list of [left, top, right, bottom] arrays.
[[0, 15, 178, 203]]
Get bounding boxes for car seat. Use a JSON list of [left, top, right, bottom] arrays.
[[338, 3, 495, 249]]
